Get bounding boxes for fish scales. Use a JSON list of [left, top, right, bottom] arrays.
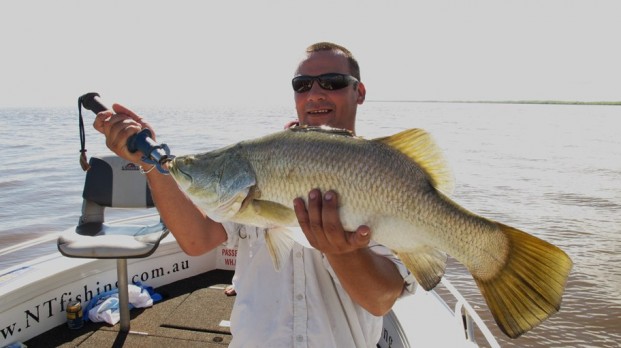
[[237, 130, 502, 269]]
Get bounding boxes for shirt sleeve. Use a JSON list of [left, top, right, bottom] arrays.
[[367, 241, 417, 297]]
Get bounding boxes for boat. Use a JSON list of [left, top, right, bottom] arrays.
[[1, 207, 500, 346], [1, 220, 499, 347]]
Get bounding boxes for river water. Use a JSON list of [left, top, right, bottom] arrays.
[[1, 101, 619, 347]]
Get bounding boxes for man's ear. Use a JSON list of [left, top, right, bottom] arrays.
[[356, 82, 366, 104]]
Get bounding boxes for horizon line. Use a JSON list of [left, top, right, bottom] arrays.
[[2, 99, 620, 109]]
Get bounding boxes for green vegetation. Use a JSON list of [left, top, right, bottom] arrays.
[[369, 100, 621, 106]]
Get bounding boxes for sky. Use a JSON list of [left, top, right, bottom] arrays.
[[0, 0, 619, 107]]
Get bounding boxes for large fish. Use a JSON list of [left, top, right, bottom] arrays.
[[168, 126, 572, 339]]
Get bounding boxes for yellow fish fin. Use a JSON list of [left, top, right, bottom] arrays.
[[397, 246, 447, 291], [265, 227, 295, 271], [474, 222, 573, 338], [375, 129, 455, 195], [249, 200, 298, 226]]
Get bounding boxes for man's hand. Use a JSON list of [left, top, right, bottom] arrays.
[[293, 188, 403, 316], [293, 189, 371, 255], [93, 103, 154, 164]]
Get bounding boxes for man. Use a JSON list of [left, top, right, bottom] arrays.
[[95, 42, 414, 347]]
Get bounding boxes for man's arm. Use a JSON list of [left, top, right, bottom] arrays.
[[293, 189, 404, 316], [94, 104, 228, 255], [143, 167, 227, 255]]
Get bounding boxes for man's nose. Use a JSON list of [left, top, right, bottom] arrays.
[[306, 81, 326, 100]]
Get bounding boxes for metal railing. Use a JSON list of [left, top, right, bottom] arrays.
[[440, 277, 501, 348]]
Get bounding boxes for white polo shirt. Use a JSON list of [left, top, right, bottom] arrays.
[[223, 223, 415, 348]]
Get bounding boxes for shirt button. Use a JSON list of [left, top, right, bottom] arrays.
[[296, 335, 304, 342], [296, 294, 304, 301], [295, 251, 302, 258]]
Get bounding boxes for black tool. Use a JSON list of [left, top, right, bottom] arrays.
[[78, 92, 174, 173]]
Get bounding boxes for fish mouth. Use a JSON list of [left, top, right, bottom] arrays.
[[167, 159, 192, 185]]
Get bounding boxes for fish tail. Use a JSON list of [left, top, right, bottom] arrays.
[[474, 223, 572, 339]]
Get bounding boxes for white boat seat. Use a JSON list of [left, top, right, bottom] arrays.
[[58, 222, 166, 258], [57, 155, 168, 332]]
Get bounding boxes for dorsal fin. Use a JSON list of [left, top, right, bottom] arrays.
[[374, 129, 454, 195]]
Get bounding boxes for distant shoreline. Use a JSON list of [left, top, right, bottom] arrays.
[[367, 100, 621, 106]]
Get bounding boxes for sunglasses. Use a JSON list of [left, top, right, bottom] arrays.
[[292, 73, 359, 93]]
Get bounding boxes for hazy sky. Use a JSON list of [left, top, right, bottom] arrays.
[[1, 0, 619, 107]]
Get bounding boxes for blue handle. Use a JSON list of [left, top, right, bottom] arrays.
[[127, 129, 155, 154], [127, 129, 174, 173]]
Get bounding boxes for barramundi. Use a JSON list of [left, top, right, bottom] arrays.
[[167, 126, 572, 339]]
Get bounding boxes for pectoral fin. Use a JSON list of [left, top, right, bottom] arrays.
[[265, 227, 295, 271], [233, 197, 298, 227], [250, 200, 298, 226], [397, 247, 447, 291]]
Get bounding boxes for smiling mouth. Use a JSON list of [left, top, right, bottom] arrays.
[[307, 109, 332, 115]]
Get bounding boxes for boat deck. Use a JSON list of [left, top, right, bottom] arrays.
[[24, 270, 235, 347]]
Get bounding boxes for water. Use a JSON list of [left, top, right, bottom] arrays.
[[1, 102, 619, 347]]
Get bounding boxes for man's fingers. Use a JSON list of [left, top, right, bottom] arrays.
[[93, 109, 142, 161], [350, 225, 371, 246], [293, 197, 310, 227], [294, 189, 327, 249], [294, 189, 370, 253], [112, 103, 141, 122], [307, 189, 324, 234], [93, 110, 114, 134], [112, 103, 155, 139], [293, 197, 317, 247], [322, 190, 371, 250], [109, 120, 140, 150], [321, 191, 343, 238]]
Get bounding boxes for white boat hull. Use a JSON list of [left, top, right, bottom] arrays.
[[0, 233, 235, 345]]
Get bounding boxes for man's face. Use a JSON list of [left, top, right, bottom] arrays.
[[293, 51, 366, 133]]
